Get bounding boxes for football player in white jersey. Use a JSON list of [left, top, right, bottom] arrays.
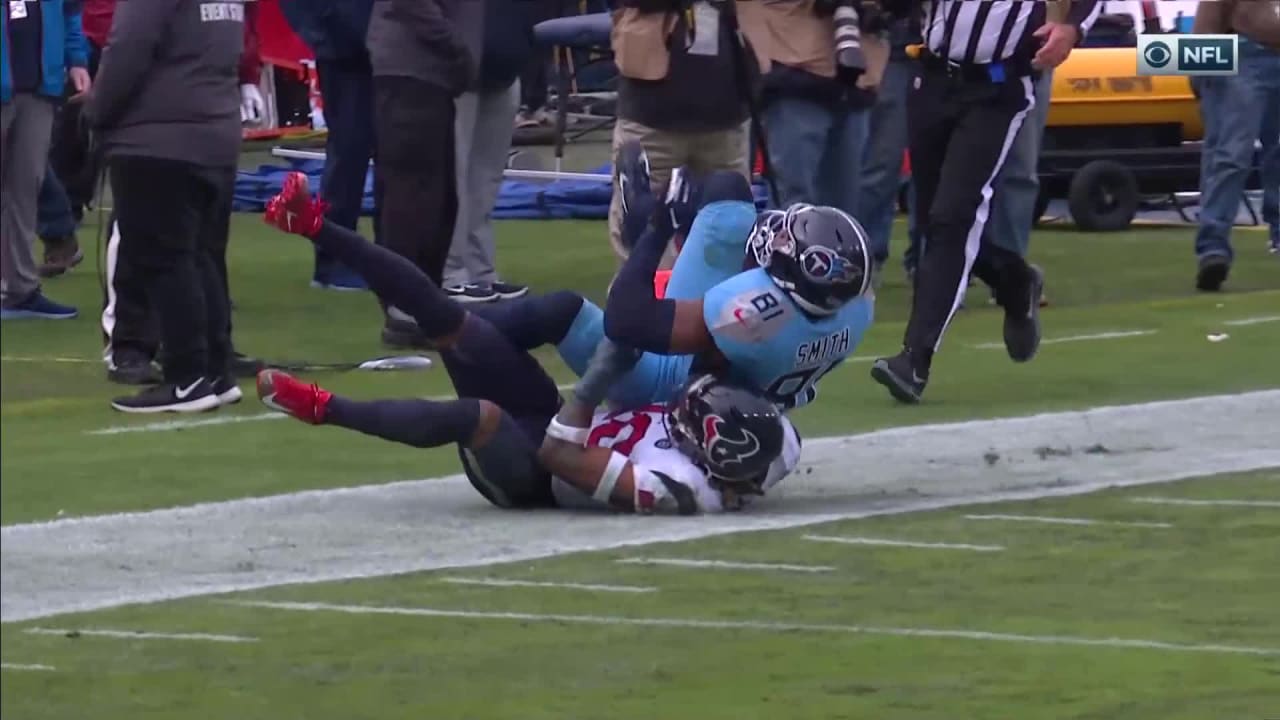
[[258, 172, 800, 514]]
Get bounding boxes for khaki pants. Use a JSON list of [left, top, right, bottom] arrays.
[[1, 94, 56, 306], [607, 118, 750, 265]]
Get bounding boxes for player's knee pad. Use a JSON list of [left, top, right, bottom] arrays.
[[457, 408, 556, 510]]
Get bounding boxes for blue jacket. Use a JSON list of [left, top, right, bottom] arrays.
[[0, 0, 89, 102], [278, 0, 373, 62]]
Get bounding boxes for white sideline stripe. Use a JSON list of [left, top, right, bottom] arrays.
[[803, 535, 1004, 552], [23, 628, 257, 643], [229, 600, 1280, 657], [1223, 315, 1280, 326], [1, 355, 96, 364], [616, 558, 833, 573], [964, 514, 1173, 529], [86, 383, 578, 435], [1129, 497, 1280, 508], [8, 391, 1279, 623], [971, 329, 1157, 350], [1, 663, 56, 671], [440, 577, 656, 594]]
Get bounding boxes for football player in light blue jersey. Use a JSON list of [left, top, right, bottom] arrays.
[[557, 142, 875, 411]]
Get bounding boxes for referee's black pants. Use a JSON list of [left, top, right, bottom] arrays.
[[904, 67, 1039, 358], [109, 156, 233, 385]]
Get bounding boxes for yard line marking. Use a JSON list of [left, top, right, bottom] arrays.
[[1, 663, 56, 671], [964, 514, 1173, 528], [1223, 315, 1280, 327], [803, 535, 1004, 552], [1, 355, 96, 364], [86, 383, 577, 435], [1129, 497, 1280, 508], [230, 600, 1280, 658], [8, 390, 1279, 623], [971, 329, 1157, 350], [440, 577, 656, 594], [616, 558, 834, 573], [24, 628, 257, 643]]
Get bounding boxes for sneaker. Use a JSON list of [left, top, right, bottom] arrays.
[[491, 281, 529, 300], [230, 351, 266, 379], [107, 352, 161, 386], [870, 349, 929, 404], [0, 291, 78, 320], [1003, 264, 1044, 363], [264, 172, 325, 237], [257, 369, 331, 424], [1268, 227, 1278, 254], [1195, 253, 1231, 292], [110, 377, 220, 414], [445, 284, 499, 303], [212, 376, 243, 405], [311, 263, 368, 292], [39, 236, 84, 278], [615, 140, 655, 252]]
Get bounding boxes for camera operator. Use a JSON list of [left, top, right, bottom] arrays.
[[607, 0, 764, 265], [737, 0, 889, 225]]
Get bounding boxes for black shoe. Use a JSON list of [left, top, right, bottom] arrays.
[[615, 140, 655, 253], [230, 352, 266, 379], [870, 349, 929, 404], [107, 354, 162, 386], [1002, 264, 1044, 363], [381, 315, 436, 350], [490, 281, 530, 300], [1195, 254, 1231, 292], [110, 377, 220, 414], [212, 376, 243, 405], [445, 283, 499, 304]]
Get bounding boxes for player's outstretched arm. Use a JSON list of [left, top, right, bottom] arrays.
[[605, 222, 716, 355]]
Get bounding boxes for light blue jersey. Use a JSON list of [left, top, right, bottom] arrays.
[[702, 268, 874, 408]]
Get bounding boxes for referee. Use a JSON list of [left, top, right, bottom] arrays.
[[871, 0, 1100, 404]]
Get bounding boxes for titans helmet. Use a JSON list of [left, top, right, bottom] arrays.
[[668, 375, 785, 492], [747, 203, 872, 316]]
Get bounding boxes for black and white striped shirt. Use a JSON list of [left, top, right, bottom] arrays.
[[924, 0, 1103, 65]]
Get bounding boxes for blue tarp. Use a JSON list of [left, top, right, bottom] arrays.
[[234, 159, 772, 220]]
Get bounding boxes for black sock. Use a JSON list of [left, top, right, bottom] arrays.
[[311, 221, 464, 338], [326, 396, 481, 449]]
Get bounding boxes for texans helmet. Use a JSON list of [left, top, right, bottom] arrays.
[[747, 203, 872, 316], [668, 375, 785, 492]]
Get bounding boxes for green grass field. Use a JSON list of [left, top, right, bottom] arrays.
[[2, 209, 1278, 719]]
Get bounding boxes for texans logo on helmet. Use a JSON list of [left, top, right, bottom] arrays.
[[701, 414, 761, 470], [799, 246, 859, 285]]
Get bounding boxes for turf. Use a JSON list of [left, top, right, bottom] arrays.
[[2, 470, 1277, 720]]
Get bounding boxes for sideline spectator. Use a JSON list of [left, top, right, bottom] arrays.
[[1192, 0, 1280, 290], [1, 0, 89, 320], [279, 0, 373, 292], [443, 0, 536, 303], [37, 166, 83, 277], [367, 0, 481, 347], [607, 0, 760, 264]]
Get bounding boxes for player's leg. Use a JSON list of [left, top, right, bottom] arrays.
[[663, 170, 759, 300]]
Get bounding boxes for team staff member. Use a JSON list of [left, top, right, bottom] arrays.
[[871, 0, 1100, 404], [89, 0, 248, 412]]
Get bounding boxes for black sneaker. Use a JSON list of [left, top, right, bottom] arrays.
[[230, 352, 266, 379], [491, 281, 529, 300], [870, 350, 929, 404], [381, 314, 436, 350], [107, 353, 162, 386], [1002, 264, 1044, 363], [212, 376, 243, 405], [1195, 254, 1231, 292], [445, 284, 499, 304], [110, 377, 220, 414]]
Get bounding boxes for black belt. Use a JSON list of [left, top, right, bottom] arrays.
[[919, 51, 1032, 84]]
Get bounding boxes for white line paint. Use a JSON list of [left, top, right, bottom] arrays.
[[971, 329, 1157, 350], [1222, 315, 1280, 327], [964, 514, 1173, 529], [441, 577, 656, 594], [1, 355, 96, 364], [1, 663, 56, 671], [23, 628, 257, 643], [1129, 497, 1280, 508], [803, 535, 1004, 552], [86, 383, 578, 435], [229, 600, 1280, 658], [7, 390, 1279, 623], [617, 558, 834, 573]]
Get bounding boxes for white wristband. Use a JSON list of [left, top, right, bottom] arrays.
[[545, 417, 590, 445], [594, 453, 628, 503]]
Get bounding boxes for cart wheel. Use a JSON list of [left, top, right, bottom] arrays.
[[1067, 160, 1139, 232], [1033, 190, 1051, 225]]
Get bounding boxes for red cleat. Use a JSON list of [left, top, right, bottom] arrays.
[[257, 369, 332, 425], [264, 171, 326, 237]]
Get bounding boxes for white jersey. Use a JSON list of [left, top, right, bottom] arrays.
[[552, 405, 802, 515]]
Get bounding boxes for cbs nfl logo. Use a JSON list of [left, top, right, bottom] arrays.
[[1137, 34, 1238, 76]]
